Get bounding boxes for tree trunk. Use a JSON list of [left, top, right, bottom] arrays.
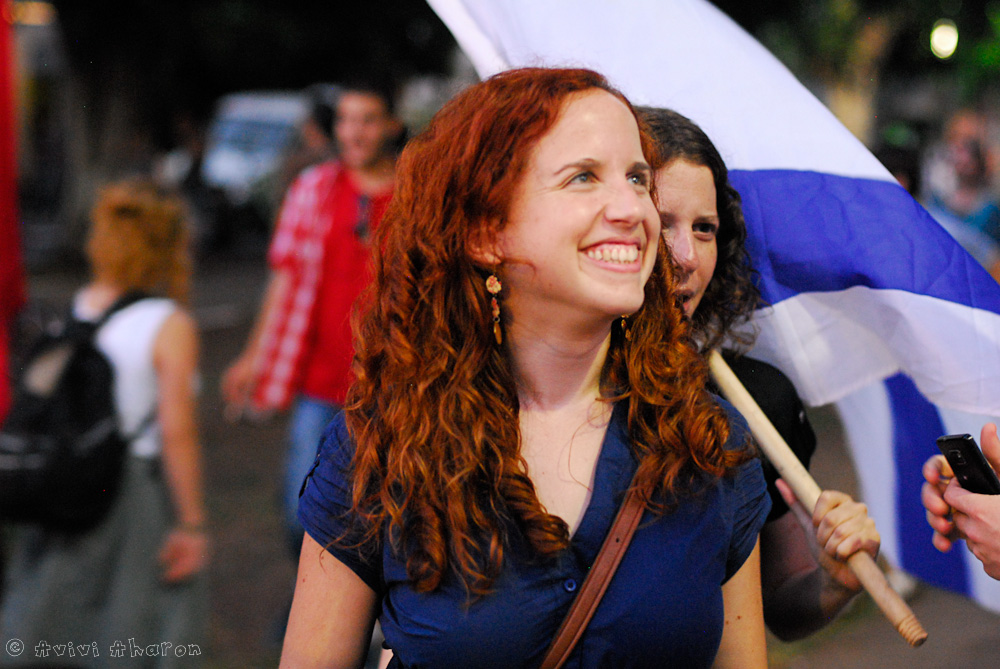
[[822, 14, 902, 146]]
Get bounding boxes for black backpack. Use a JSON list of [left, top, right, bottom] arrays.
[[0, 291, 152, 532]]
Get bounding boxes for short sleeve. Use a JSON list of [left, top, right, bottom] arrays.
[[297, 411, 384, 593], [717, 400, 771, 582], [267, 163, 336, 272]]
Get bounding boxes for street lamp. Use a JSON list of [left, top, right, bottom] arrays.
[[930, 19, 959, 60]]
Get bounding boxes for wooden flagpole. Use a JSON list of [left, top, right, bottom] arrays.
[[708, 350, 927, 647]]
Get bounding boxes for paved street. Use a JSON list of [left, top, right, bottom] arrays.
[[23, 251, 1000, 668]]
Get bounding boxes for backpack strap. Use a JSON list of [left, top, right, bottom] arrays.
[[123, 409, 158, 442], [89, 290, 157, 442], [93, 290, 151, 330], [65, 290, 151, 341]]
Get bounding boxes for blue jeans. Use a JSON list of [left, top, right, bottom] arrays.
[[284, 395, 339, 556]]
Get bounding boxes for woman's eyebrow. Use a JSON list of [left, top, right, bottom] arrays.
[[630, 161, 653, 176], [553, 158, 600, 176]]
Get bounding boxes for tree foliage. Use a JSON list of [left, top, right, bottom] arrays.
[[716, 0, 1000, 102]]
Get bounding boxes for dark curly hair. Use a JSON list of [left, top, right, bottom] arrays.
[[637, 107, 760, 352]]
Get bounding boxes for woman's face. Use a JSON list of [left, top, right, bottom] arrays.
[[496, 89, 659, 330], [655, 159, 718, 317]]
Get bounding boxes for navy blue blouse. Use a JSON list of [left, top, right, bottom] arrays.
[[298, 400, 770, 668]]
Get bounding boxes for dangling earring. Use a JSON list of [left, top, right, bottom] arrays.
[[620, 314, 631, 341], [487, 273, 503, 345]]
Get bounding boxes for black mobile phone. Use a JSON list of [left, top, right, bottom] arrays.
[[936, 433, 1000, 495]]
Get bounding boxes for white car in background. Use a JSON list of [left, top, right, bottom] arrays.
[[202, 90, 310, 208], [198, 84, 339, 252]]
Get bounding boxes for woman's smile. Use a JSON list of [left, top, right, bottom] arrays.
[[583, 242, 642, 266]]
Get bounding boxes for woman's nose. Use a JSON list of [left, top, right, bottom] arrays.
[[665, 227, 698, 271], [605, 179, 650, 227]]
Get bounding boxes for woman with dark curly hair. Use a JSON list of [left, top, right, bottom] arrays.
[[281, 68, 771, 668], [639, 110, 759, 355], [640, 106, 880, 641]]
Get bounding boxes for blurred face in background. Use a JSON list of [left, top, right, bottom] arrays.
[[951, 140, 988, 185], [335, 91, 400, 170], [656, 158, 718, 317]]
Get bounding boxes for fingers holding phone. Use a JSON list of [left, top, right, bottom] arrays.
[[980, 422, 1000, 472], [929, 430, 1000, 579], [922, 451, 959, 551], [944, 477, 1000, 581], [936, 434, 1000, 496]]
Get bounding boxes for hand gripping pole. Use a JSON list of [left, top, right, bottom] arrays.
[[709, 351, 927, 647]]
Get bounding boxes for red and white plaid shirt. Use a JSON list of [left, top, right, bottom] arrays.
[[250, 161, 341, 411]]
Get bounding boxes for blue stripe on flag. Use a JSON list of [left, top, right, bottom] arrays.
[[886, 374, 970, 594], [730, 169, 1000, 311]]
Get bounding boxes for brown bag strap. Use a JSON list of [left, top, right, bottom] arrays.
[[538, 482, 646, 669]]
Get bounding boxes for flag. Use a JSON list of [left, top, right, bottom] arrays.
[[427, 0, 1000, 610], [1, 1, 27, 423]]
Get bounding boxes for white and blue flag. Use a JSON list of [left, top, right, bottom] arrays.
[[428, 0, 1000, 610]]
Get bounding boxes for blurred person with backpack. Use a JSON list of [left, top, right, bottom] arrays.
[[0, 180, 208, 666]]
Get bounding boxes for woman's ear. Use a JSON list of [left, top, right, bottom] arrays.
[[467, 225, 502, 266]]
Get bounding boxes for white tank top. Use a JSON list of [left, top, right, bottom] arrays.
[[73, 296, 177, 458]]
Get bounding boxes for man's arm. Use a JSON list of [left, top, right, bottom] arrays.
[[220, 268, 293, 417]]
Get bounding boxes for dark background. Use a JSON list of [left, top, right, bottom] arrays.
[[47, 0, 1000, 143], [35, 0, 1000, 168]]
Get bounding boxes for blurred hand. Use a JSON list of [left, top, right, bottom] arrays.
[[159, 527, 210, 583], [221, 354, 256, 420], [776, 479, 880, 592], [921, 453, 957, 552], [941, 423, 1000, 580]]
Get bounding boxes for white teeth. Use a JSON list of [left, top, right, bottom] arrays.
[[586, 245, 639, 263]]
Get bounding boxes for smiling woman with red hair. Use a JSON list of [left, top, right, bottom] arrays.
[[281, 67, 770, 669]]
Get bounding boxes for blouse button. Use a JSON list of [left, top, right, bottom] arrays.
[[563, 578, 578, 593]]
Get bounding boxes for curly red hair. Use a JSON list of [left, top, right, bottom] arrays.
[[345, 67, 747, 595], [87, 179, 191, 304]]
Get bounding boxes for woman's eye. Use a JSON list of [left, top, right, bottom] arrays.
[[570, 171, 594, 184], [693, 222, 719, 237], [628, 172, 651, 189]]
